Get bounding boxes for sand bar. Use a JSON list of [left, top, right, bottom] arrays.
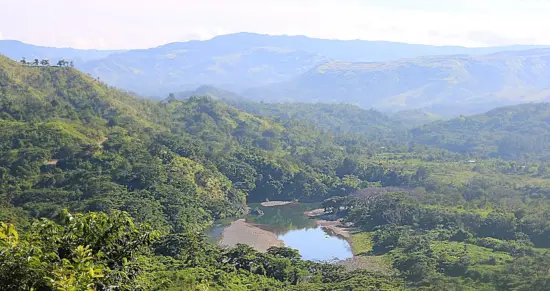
[[219, 219, 284, 252], [260, 201, 295, 207]]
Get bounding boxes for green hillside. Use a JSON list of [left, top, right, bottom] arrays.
[[412, 102, 550, 160], [223, 99, 409, 141], [3, 55, 550, 290], [0, 53, 415, 291], [0, 55, 416, 225], [0, 55, 242, 231]]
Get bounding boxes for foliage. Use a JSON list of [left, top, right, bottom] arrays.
[[2, 55, 550, 290], [0, 210, 158, 290]]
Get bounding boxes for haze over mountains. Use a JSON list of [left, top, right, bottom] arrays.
[[0, 40, 122, 62], [2, 32, 550, 115], [5, 37, 550, 290], [246, 49, 550, 114]]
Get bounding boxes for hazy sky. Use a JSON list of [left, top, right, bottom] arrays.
[[1, 0, 549, 49]]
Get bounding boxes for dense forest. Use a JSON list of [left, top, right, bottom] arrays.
[[2, 55, 550, 290]]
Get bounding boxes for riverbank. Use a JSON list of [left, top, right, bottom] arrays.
[[304, 209, 392, 273], [304, 208, 354, 240], [260, 201, 295, 207], [219, 219, 284, 252]]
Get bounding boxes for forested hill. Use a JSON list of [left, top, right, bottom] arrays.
[[5, 55, 550, 290], [412, 102, 550, 160], [170, 85, 410, 140], [0, 55, 428, 289], [0, 55, 244, 231], [222, 98, 409, 140], [0, 55, 418, 230], [0, 55, 161, 126]]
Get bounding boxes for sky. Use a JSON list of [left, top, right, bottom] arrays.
[[1, 0, 549, 49]]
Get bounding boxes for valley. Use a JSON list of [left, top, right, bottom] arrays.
[[2, 34, 550, 290]]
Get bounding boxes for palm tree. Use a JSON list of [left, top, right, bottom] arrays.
[[33, 59, 39, 66], [40, 59, 50, 66], [20, 57, 27, 66]]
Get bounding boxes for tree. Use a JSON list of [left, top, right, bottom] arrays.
[[167, 93, 176, 103], [0, 210, 160, 290], [40, 59, 50, 66], [20, 57, 27, 66], [414, 166, 429, 182], [538, 165, 548, 177], [33, 58, 39, 66], [69, 60, 74, 67], [57, 59, 66, 67]]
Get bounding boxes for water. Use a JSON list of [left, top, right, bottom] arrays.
[[209, 203, 353, 262], [278, 227, 353, 261]]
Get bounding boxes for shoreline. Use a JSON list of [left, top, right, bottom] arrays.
[[260, 201, 296, 207], [304, 208, 355, 241], [218, 219, 284, 252], [218, 208, 355, 254], [304, 208, 390, 272], [216, 207, 388, 273]]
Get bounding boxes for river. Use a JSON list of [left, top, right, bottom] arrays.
[[208, 203, 353, 262]]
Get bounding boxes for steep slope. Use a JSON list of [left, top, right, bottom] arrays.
[[0, 40, 120, 62], [412, 102, 550, 160], [0, 56, 414, 232], [245, 49, 550, 114], [0, 56, 244, 231], [0, 55, 161, 127]]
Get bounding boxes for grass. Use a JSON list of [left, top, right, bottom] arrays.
[[350, 231, 373, 255], [430, 241, 512, 266]]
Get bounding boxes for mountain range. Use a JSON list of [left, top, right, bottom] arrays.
[[2, 32, 550, 115], [245, 49, 550, 114], [0, 40, 121, 62], [4, 42, 550, 290]]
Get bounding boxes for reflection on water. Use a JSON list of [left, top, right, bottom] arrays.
[[209, 203, 353, 262], [246, 203, 318, 235], [279, 227, 352, 261]]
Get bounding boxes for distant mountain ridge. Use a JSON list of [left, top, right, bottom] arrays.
[[79, 45, 328, 96], [244, 48, 550, 115], [2, 33, 548, 100], [0, 40, 122, 62]]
